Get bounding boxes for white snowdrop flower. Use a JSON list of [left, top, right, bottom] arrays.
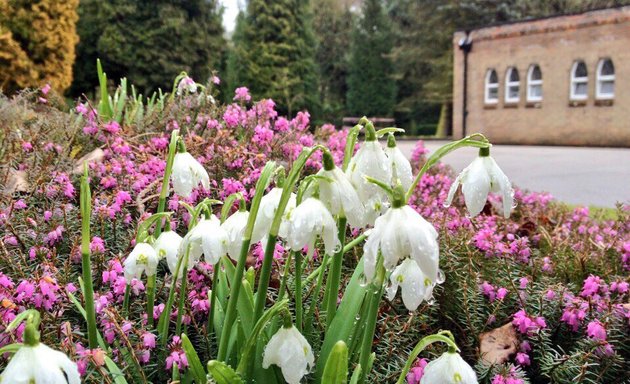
[[153, 230, 182, 262], [124, 242, 159, 284], [363, 205, 438, 284], [221, 210, 249, 261], [0, 342, 80, 384], [386, 258, 435, 311], [252, 187, 296, 245], [445, 149, 513, 218], [346, 139, 392, 225], [263, 325, 314, 384], [420, 352, 478, 384], [177, 76, 197, 95], [317, 152, 365, 228], [171, 151, 210, 198], [286, 197, 340, 256], [384, 134, 413, 191], [177, 216, 227, 272]]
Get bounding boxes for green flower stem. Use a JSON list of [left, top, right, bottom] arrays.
[[303, 251, 330, 337], [159, 244, 188, 350], [324, 216, 348, 327], [175, 266, 189, 336], [304, 232, 368, 285], [395, 332, 460, 384], [122, 284, 131, 314], [253, 148, 323, 324], [148, 130, 179, 328], [294, 250, 303, 332], [80, 164, 98, 349], [207, 258, 221, 336], [357, 258, 385, 384], [405, 134, 491, 203], [277, 251, 293, 301], [218, 161, 276, 362]]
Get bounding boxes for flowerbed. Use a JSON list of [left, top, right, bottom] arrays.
[[0, 76, 628, 384]]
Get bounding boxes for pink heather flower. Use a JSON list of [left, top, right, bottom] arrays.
[[561, 302, 587, 331], [103, 121, 121, 134], [44, 211, 53, 221], [38, 97, 47, 104], [274, 117, 290, 132], [610, 280, 629, 294], [496, 287, 508, 301], [581, 275, 602, 297], [253, 124, 274, 145], [211, 75, 221, 85], [76, 102, 88, 115], [233, 87, 251, 102], [411, 140, 429, 165], [223, 104, 243, 128], [406, 358, 428, 384], [206, 119, 220, 129], [143, 332, 156, 348], [21, 142, 33, 152], [14, 199, 27, 209], [586, 320, 607, 341], [41, 83, 51, 95], [512, 310, 546, 335], [519, 277, 529, 289], [545, 289, 556, 300], [291, 111, 310, 131], [515, 352, 530, 366], [90, 237, 106, 253], [481, 281, 496, 301]]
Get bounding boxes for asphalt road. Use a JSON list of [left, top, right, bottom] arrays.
[[396, 140, 630, 208]]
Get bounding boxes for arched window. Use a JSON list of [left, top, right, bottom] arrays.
[[596, 58, 615, 99], [485, 69, 499, 104], [570, 61, 588, 100], [505, 67, 520, 103], [527, 64, 543, 102]]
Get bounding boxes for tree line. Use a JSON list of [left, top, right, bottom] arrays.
[[2, 0, 629, 132]]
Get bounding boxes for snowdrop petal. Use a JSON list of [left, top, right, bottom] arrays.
[[485, 157, 514, 218], [171, 152, 209, 197], [461, 158, 490, 217], [420, 352, 478, 384], [154, 230, 183, 261], [385, 146, 413, 190], [1, 343, 80, 384], [123, 242, 159, 284], [263, 326, 314, 384]]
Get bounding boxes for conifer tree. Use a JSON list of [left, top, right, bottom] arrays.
[[70, 0, 225, 96], [234, 0, 319, 116], [0, 0, 79, 94], [346, 0, 396, 117]]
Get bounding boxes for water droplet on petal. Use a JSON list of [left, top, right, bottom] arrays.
[[426, 296, 435, 306], [436, 269, 445, 284], [358, 273, 368, 287], [355, 313, 361, 321], [442, 201, 451, 208]]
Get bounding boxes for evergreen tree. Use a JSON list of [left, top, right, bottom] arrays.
[[234, 0, 319, 116], [312, 0, 354, 123], [0, 0, 79, 94], [70, 0, 225, 96], [346, 0, 396, 117]]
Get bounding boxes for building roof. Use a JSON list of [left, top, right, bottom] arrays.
[[457, 5, 630, 42]]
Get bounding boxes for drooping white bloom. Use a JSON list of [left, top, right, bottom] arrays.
[[252, 187, 296, 244], [153, 230, 183, 262], [0, 342, 80, 384], [363, 205, 438, 284], [420, 352, 478, 384], [445, 155, 513, 218], [317, 166, 365, 229], [386, 258, 435, 311], [384, 144, 413, 190], [285, 198, 340, 255], [124, 242, 159, 284], [177, 216, 227, 272], [171, 152, 210, 198], [263, 325, 314, 384], [221, 210, 249, 261], [346, 140, 392, 224], [177, 76, 197, 95]]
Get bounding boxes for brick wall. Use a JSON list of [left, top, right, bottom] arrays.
[[452, 7, 630, 147]]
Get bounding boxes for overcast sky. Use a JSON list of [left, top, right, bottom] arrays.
[[220, 0, 241, 34]]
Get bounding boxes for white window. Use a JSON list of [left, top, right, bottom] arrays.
[[570, 61, 588, 100], [485, 69, 499, 104], [596, 58, 615, 99], [505, 67, 520, 103], [527, 64, 543, 102]]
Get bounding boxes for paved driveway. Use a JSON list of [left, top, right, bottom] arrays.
[[396, 140, 630, 208]]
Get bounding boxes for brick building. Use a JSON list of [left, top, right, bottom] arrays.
[[452, 6, 630, 147]]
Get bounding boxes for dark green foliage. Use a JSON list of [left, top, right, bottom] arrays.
[[312, 0, 354, 124], [346, 0, 396, 117], [233, 0, 319, 116], [70, 0, 225, 97]]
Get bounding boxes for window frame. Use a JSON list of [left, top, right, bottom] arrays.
[[527, 64, 543, 102], [570, 60, 588, 101], [504, 67, 520, 103], [596, 58, 615, 100], [485, 69, 499, 105]]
